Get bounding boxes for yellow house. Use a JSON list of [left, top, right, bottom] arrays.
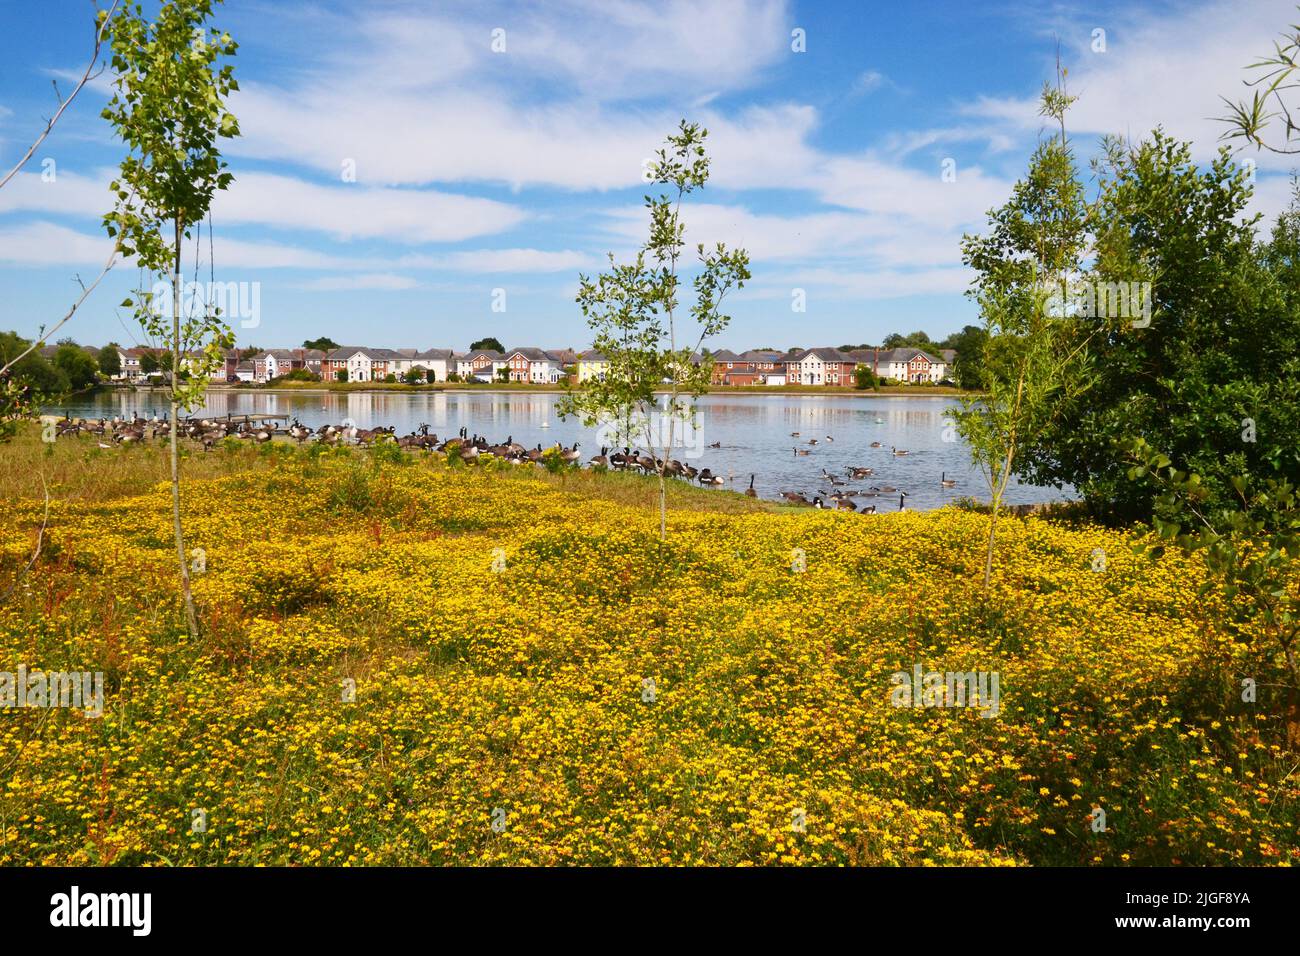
[[576, 349, 608, 383]]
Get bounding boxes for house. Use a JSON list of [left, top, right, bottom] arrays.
[[321, 347, 387, 383], [503, 347, 567, 384], [456, 349, 505, 382], [252, 348, 296, 382], [870, 348, 949, 383], [301, 348, 325, 376], [787, 348, 858, 386], [116, 346, 167, 383], [411, 348, 454, 382], [576, 349, 608, 383], [711, 349, 786, 385]]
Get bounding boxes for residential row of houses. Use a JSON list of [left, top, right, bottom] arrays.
[[108, 344, 955, 386], [711, 347, 955, 386]]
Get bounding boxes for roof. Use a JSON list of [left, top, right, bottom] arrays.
[[794, 347, 855, 362], [578, 349, 606, 361], [507, 347, 549, 360], [871, 348, 943, 364], [413, 348, 453, 360]]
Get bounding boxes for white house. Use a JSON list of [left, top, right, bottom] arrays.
[[786, 348, 857, 386], [872, 348, 948, 383], [412, 348, 454, 382]]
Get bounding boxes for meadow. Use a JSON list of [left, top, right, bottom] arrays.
[[0, 429, 1295, 866]]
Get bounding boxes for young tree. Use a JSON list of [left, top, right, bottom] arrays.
[[853, 365, 877, 391], [952, 71, 1097, 587], [103, 0, 239, 638], [558, 121, 750, 540]]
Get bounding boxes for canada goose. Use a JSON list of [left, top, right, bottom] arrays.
[[790, 431, 800, 437], [698, 468, 723, 486], [940, 471, 956, 488], [879, 484, 897, 494], [745, 474, 757, 497], [707, 441, 721, 448], [807, 438, 818, 445], [835, 497, 856, 511], [825, 436, 834, 442], [589, 446, 609, 468], [559, 442, 581, 464], [781, 491, 812, 505], [891, 447, 909, 457], [861, 504, 877, 514], [794, 447, 812, 457], [898, 494, 908, 511], [849, 466, 874, 478], [870, 441, 882, 449], [811, 496, 827, 509]]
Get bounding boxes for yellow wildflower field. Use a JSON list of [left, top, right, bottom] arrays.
[[0, 446, 1295, 866]]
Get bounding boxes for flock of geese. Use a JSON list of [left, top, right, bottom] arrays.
[[51, 413, 961, 511], [779, 430, 958, 513]]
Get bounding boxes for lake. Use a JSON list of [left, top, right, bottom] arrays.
[[48, 388, 1073, 511]]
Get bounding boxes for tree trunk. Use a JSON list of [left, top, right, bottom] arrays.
[[983, 504, 998, 589], [658, 471, 667, 542], [171, 218, 199, 638]]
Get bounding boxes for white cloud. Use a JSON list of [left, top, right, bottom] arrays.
[[297, 273, 419, 291], [0, 168, 529, 244], [395, 248, 596, 273], [213, 172, 525, 243], [960, 0, 1300, 170]]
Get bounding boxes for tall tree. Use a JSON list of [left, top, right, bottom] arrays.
[[1017, 133, 1281, 523], [941, 325, 990, 390], [103, 0, 239, 638], [53, 343, 99, 391], [953, 69, 1098, 586], [558, 122, 750, 540], [97, 343, 122, 377]]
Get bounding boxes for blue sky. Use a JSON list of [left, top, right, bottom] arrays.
[[0, 0, 1294, 352]]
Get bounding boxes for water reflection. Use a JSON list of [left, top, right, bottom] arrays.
[[48, 388, 1073, 511]]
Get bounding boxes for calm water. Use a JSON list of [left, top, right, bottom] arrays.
[[48, 389, 1073, 511]]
